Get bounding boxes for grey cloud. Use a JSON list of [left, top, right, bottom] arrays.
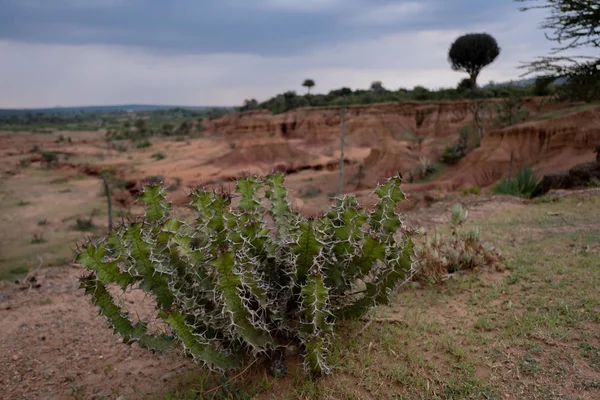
[[1, 0, 519, 56]]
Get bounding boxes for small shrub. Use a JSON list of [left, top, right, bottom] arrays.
[[151, 152, 166, 161], [413, 204, 503, 284], [17, 200, 31, 206], [67, 136, 72, 144], [55, 134, 65, 143], [461, 186, 481, 196], [590, 177, 600, 188], [30, 144, 40, 153], [112, 143, 128, 152], [72, 217, 96, 232], [166, 177, 182, 192], [174, 136, 186, 142], [493, 166, 541, 199], [37, 219, 48, 226], [20, 158, 30, 167], [229, 143, 237, 149], [417, 156, 439, 180], [41, 152, 59, 166], [31, 233, 46, 244], [75, 173, 415, 375], [300, 185, 322, 199], [136, 140, 152, 149]]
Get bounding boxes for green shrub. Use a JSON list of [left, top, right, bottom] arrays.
[[300, 185, 322, 199], [112, 143, 128, 152], [461, 186, 481, 196], [493, 166, 541, 199], [41, 151, 59, 166], [136, 140, 152, 149], [75, 173, 414, 375], [414, 204, 503, 283], [20, 158, 30, 167], [72, 217, 96, 232], [37, 219, 48, 226], [151, 152, 166, 161], [590, 177, 600, 188], [31, 233, 46, 244]]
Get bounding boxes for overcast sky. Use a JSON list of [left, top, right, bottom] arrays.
[[0, 0, 559, 108]]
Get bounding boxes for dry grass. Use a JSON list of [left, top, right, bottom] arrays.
[[162, 193, 600, 400]]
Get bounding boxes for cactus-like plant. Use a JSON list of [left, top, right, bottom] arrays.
[[413, 204, 503, 283], [75, 173, 414, 375]]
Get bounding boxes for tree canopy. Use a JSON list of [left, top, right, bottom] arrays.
[[302, 79, 316, 94], [516, 0, 600, 101], [448, 33, 501, 94]]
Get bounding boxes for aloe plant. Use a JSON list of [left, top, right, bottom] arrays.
[[76, 173, 414, 374]]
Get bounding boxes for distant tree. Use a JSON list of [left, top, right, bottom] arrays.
[[370, 81, 386, 94], [134, 118, 146, 132], [448, 33, 500, 94], [457, 78, 473, 91], [302, 79, 316, 95], [516, 0, 600, 102]]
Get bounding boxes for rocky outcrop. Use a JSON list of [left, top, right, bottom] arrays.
[[539, 161, 600, 193]]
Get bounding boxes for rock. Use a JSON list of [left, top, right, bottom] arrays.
[[539, 161, 600, 194], [116, 396, 128, 400], [269, 359, 287, 378]]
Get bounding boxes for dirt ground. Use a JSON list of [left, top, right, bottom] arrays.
[[0, 194, 522, 400], [1, 101, 599, 399]]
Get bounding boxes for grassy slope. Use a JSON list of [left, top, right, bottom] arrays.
[[163, 193, 600, 400]]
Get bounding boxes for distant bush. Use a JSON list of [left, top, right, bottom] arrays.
[[151, 152, 166, 161], [72, 217, 96, 232], [461, 186, 481, 196], [136, 140, 152, 149], [493, 166, 541, 199], [300, 185, 322, 199], [414, 204, 503, 284], [41, 152, 59, 166], [30, 233, 46, 244], [111, 143, 127, 152]]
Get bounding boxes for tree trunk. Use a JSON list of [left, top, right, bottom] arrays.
[[338, 96, 347, 196], [470, 71, 480, 95], [100, 173, 113, 232]]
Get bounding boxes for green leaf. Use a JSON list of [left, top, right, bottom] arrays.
[[236, 175, 263, 213], [161, 311, 241, 371], [125, 223, 173, 308], [76, 244, 133, 289], [140, 185, 171, 221], [81, 276, 171, 352], [291, 220, 323, 285], [303, 334, 330, 375], [213, 252, 273, 349]]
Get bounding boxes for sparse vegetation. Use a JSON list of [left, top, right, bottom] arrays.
[[37, 219, 48, 226], [461, 186, 481, 196], [30, 233, 46, 244], [413, 204, 503, 284], [136, 140, 152, 149], [151, 151, 166, 160], [300, 185, 322, 199], [41, 151, 59, 167], [493, 165, 541, 198], [72, 217, 96, 232]]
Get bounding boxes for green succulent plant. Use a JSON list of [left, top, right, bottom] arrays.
[[76, 173, 414, 375]]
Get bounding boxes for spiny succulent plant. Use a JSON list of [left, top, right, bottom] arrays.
[[75, 173, 414, 375]]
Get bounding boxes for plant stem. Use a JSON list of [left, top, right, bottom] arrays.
[[338, 95, 347, 195]]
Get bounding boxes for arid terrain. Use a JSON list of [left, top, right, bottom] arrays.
[[1, 98, 600, 399]]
